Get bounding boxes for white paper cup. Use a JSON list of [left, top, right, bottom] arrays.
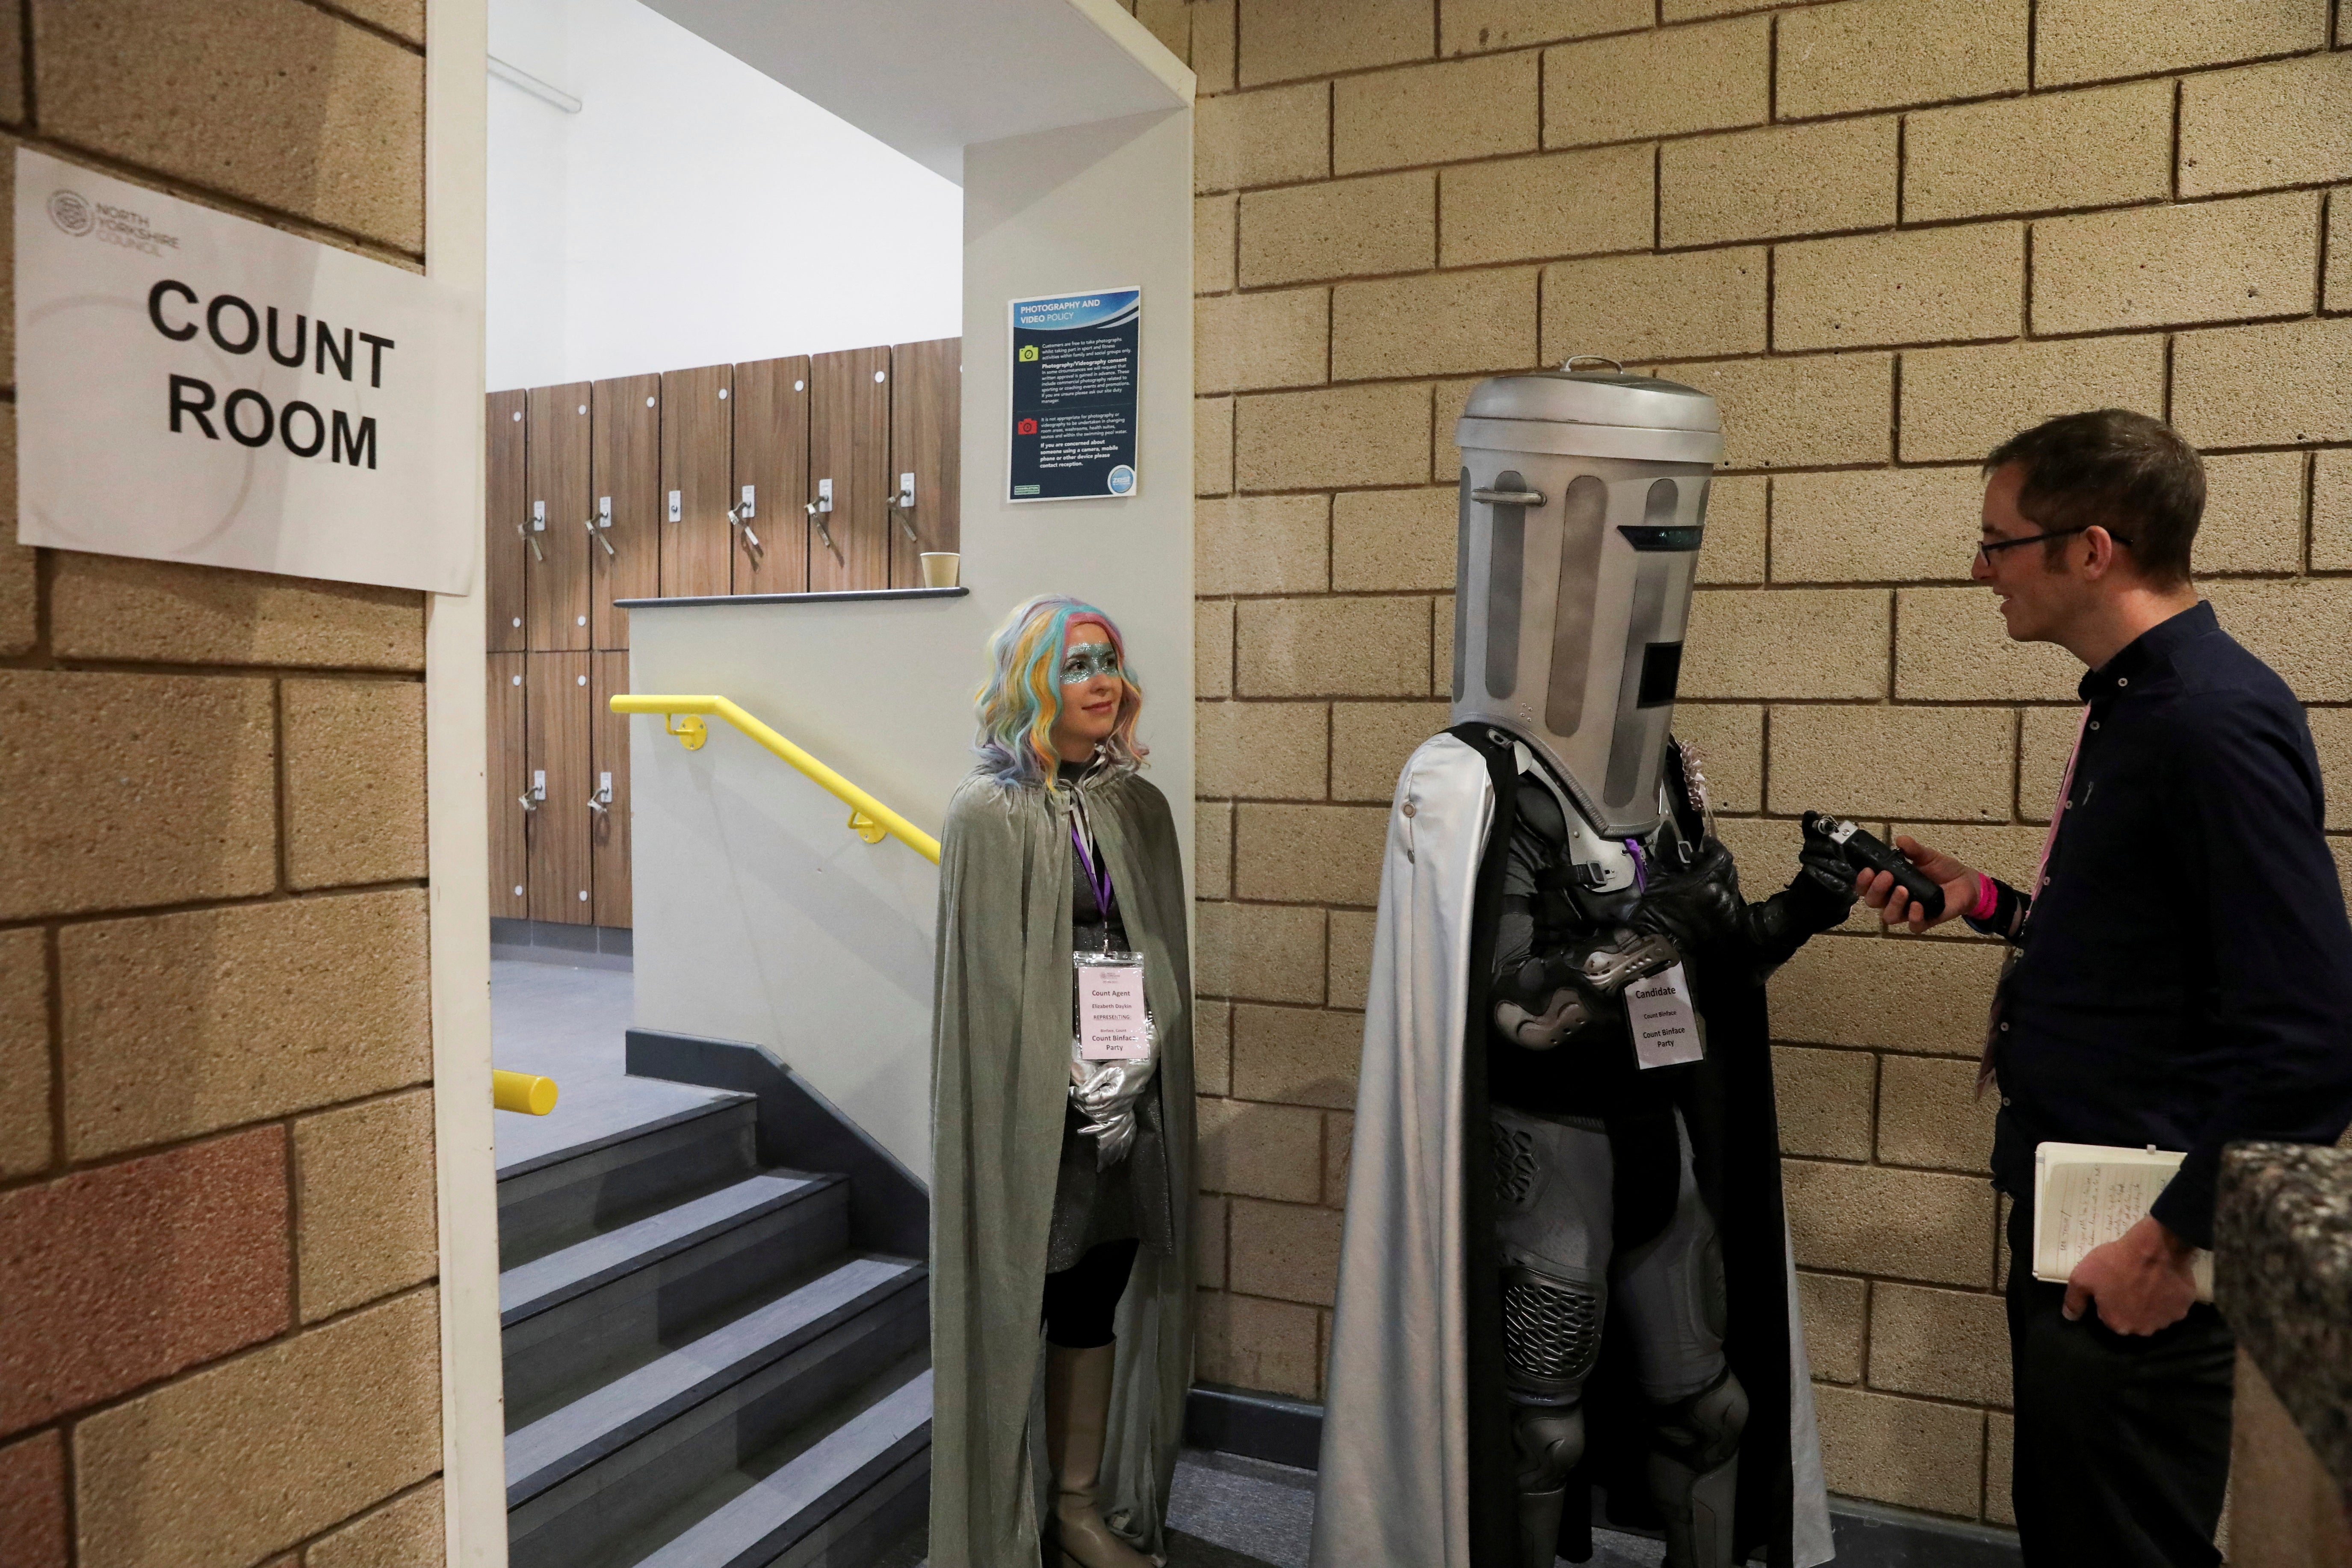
[[919, 552, 960, 588]]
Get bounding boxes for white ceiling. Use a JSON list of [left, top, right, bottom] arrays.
[[632, 0, 1193, 183]]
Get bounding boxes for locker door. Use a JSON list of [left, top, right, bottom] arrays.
[[887, 337, 961, 588], [526, 652, 594, 924], [488, 653, 530, 919], [807, 346, 891, 592], [591, 374, 660, 647], [526, 383, 594, 650], [487, 390, 529, 651], [660, 364, 734, 599], [591, 653, 632, 929], [730, 356, 811, 596]]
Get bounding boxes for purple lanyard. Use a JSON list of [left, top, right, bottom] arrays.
[[1071, 821, 1115, 920], [1623, 837, 1649, 892]]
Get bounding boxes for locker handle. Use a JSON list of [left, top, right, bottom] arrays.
[[517, 521, 544, 562], [727, 506, 762, 554], [588, 771, 614, 814], [888, 471, 918, 542], [584, 517, 615, 557], [520, 768, 546, 813]]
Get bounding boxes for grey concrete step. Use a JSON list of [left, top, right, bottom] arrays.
[[507, 1255, 925, 1504], [507, 1268, 928, 1568], [497, 1094, 759, 1269], [500, 1171, 850, 1425], [627, 1368, 935, 1568]]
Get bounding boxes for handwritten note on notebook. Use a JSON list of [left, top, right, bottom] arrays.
[[2032, 1142, 2214, 1302]]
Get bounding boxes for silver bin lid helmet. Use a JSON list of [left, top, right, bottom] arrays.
[[1451, 358, 1726, 838]]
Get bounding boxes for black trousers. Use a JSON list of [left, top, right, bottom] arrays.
[[1042, 1237, 1138, 1349], [2005, 1202, 2235, 1567]]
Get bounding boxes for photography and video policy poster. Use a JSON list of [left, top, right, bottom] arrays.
[[1008, 287, 1140, 502]]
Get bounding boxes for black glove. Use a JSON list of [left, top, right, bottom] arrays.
[[1631, 839, 1745, 953], [1789, 818, 1864, 930]]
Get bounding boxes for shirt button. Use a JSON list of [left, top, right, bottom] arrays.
[[1401, 801, 1416, 818], [2089, 721, 2101, 731], [2041, 875, 2051, 887], [2116, 677, 2128, 688], [2001, 1096, 2015, 1107], [1999, 1022, 2010, 1032]]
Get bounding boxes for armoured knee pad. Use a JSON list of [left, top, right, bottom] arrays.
[[1499, 1264, 1604, 1403], [1650, 1367, 1749, 1474], [1510, 1402, 1586, 1494]]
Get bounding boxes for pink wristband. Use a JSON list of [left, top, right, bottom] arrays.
[[1970, 873, 1998, 922]]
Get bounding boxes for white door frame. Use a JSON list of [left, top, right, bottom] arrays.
[[422, 0, 507, 1561]]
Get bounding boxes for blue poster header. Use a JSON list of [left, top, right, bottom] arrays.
[[1012, 288, 1142, 334]]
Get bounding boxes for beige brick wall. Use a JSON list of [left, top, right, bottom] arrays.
[[0, 3, 442, 1565], [1167, 0, 2352, 1525]]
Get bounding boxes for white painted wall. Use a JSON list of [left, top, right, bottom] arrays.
[[629, 105, 1195, 1183], [486, 0, 962, 390]]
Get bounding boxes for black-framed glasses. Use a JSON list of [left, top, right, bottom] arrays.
[[1975, 525, 2134, 569]]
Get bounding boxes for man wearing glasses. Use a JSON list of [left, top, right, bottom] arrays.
[[1851, 409, 2352, 1567]]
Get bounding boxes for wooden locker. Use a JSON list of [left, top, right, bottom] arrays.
[[730, 356, 811, 596], [526, 652, 595, 925], [660, 363, 735, 599], [487, 653, 530, 920], [807, 346, 892, 592], [591, 653, 632, 929], [487, 390, 529, 651], [526, 383, 594, 650], [591, 374, 661, 647], [887, 338, 961, 588]]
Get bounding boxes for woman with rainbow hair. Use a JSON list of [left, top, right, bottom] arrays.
[[928, 594, 1195, 1568]]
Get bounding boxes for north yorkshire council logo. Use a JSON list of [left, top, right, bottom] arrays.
[[47, 190, 93, 236]]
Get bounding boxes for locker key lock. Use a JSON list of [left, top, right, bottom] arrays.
[[889, 472, 918, 542], [520, 768, 546, 814], [806, 478, 835, 551], [584, 517, 614, 557], [517, 521, 543, 563], [589, 771, 614, 815], [668, 490, 682, 523], [729, 484, 762, 554]]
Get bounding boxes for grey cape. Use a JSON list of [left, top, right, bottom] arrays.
[[928, 765, 1197, 1568]]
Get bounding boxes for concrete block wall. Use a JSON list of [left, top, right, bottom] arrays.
[[0, 4, 445, 1566], [1133, 0, 2352, 1527]]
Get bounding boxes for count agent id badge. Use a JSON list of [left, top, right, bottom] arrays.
[[1628, 963, 1705, 1069], [1076, 950, 1151, 1061]]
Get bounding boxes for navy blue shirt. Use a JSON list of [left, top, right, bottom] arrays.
[[1980, 601, 2352, 1249]]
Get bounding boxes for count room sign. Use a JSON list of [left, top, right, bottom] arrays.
[[14, 147, 479, 594]]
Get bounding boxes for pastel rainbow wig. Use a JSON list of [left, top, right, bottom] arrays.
[[973, 594, 1147, 788]]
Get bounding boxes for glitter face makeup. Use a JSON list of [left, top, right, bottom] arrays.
[[1060, 642, 1123, 684]]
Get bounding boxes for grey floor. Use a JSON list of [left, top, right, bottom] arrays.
[[491, 958, 735, 1172]]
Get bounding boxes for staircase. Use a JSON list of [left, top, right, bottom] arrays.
[[497, 1092, 932, 1568]]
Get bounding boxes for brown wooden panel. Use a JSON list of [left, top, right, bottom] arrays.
[[730, 356, 811, 595], [591, 653, 633, 929], [526, 383, 593, 650], [488, 653, 530, 918], [807, 346, 892, 592], [487, 390, 530, 652], [888, 338, 961, 588], [526, 652, 594, 925], [591, 374, 661, 648], [660, 363, 735, 599]]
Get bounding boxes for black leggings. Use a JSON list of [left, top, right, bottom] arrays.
[[1041, 1238, 1139, 1349]]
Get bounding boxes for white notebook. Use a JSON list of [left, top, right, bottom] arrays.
[[2032, 1141, 2215, 1302]]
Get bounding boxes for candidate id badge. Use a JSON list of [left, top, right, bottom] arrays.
[[1075, 950, 1151, 1060], [1628, 962, 1705, 1069]]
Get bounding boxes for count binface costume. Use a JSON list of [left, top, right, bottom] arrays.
[[930, 597, 1194, 1568], [1312, 363, 1846, 1568]]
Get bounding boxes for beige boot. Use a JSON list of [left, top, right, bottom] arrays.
[[1043, 1342, 1154, 1568]]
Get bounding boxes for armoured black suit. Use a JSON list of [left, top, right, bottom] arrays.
[[1311, 362, 1847, 1568]]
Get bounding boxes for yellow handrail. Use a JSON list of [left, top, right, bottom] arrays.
[[493, 1070, 559, 1115], [611, 694, 943, 865]]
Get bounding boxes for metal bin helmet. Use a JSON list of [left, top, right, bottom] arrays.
[[1451, 356, 1725, 838]]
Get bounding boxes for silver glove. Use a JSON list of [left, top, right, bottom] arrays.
[[1070, 1011, 1158, 1169]]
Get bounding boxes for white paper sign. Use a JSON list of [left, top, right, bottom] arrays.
[[14, 147, 479, 594], [1628, 963, 1705, 1069], [1076, 959, 1151, 1061]]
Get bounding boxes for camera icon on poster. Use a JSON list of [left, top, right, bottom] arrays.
[[1019, 345, 1040, 361], [1017, 418, 1039, 435]]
